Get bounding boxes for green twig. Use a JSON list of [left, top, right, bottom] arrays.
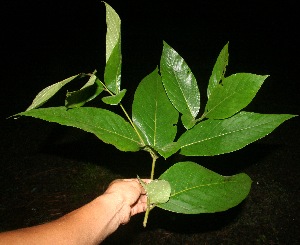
[[150, 152, 158, 180], [144, 146, 158, 180], [97, 78, 145, 146], [143, 195, 151, 227], [119, 103, 145, 146]]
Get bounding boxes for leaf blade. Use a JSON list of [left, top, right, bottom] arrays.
[[17, 107, 142, 152], [132, 68, 179, 152], [104, 2, 121, 63], [104, 2, 122, 94], [138, 177, 171, 204], [26, 74, 80, 111], [102, 89, 126, 105], [160, 42, 200, 128], [204, 73, 268, 119], [179, 112, 297, 156], [65, 75, 103, 109], [207, 42, 229, 98], [158, 161, 252, 213]]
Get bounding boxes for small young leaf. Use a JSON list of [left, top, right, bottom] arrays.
[[132, 68, 179, 152], [160, 41, 200, 128], [26, 74, 80, 111], [17, 107, 142, 152], [158, 161, 252, 214], [102, 89, 126, 105], [155, 142, 181, 159], [181, 114, 196, 129], [207, 42, 229, 98], [204, 73, 268, 119], [104, 2, 122, 94], [138, 177, 171, 204], [65, 75, 103, 108], [178, 112, 297, 156]]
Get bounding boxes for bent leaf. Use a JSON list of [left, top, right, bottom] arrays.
[[26, 74, 80, 111], [179, 112, 296, 156], [17, 107, 142, 152], [158, 161, 252, 213], [138, 177, 171, 205], [155, 142, 181, 159], [102, 89, 126, 105], [132, 68, 179, 153], [207, 42, 229, 98], [65, 75, 103, 108], [181, 113, 196, 130], [204, 73, 268, 119], [104, 2, 121, 94], [160, 41, 200, 128]]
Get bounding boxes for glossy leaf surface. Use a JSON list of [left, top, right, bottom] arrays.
[[104, 2, 120, 63], [102, 89, 126, 105], [155, 142, 181, 159], [207, 43, 229, 98], [158, 161, 252, 213], [132, 68, 179, 154], [18, 107, 142, 152], [104, 2, 121, 93], [26, 74, 80, 111], [204, 73, 268, 119], [179, 112, 296, 156], [160, 41, 200, 128]]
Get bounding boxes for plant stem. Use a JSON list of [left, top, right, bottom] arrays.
[[143, 198, 151, 227], [97, 78, 146, 146], [143, 146, 158, 179], [144, 147, 158, 180]]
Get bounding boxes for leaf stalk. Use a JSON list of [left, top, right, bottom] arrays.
[[98, 78, 146, 146]]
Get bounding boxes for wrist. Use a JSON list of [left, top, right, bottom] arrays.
[[101, 192, 130, 225]]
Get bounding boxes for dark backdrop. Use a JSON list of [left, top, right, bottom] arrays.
[[1, 0, 299, 244]]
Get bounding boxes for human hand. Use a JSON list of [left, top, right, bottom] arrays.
[[0, 178, 151, 245], [104, 179, 150, 225]]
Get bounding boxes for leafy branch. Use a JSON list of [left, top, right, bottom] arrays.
[[12, 2, 297, 227]]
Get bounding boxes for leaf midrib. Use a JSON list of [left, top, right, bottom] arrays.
[[180, 117, 275, 148], [170, 179, 240, 197], [172, 68, 194, 117], [32, 110, 141, 145]]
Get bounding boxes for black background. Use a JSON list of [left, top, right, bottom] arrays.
[[1, 0, 298, 116], [1, 0, 299, 244]]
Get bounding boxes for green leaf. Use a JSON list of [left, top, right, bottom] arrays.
[[104, 2, 122, 94], [158, 161, 252, 213], [207, 42, 229, 98], [204, 73, 268, 119], [138, 177, 171, 204], [181, 114, 196, 129], [102, 89, 126, 105], [160, 41, 200, 128], [155, 142, 181, 159], [132, 68, 179, 153], [104, 38, 122, 94], [17, 107, 142, 152], [65, 75, 103, 108], [104, 2, 120, 63], [178, 112, 296, 156], [26, 74, 80, 111]]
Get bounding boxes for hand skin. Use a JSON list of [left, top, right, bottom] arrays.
[[0, 179, 149, 245]]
